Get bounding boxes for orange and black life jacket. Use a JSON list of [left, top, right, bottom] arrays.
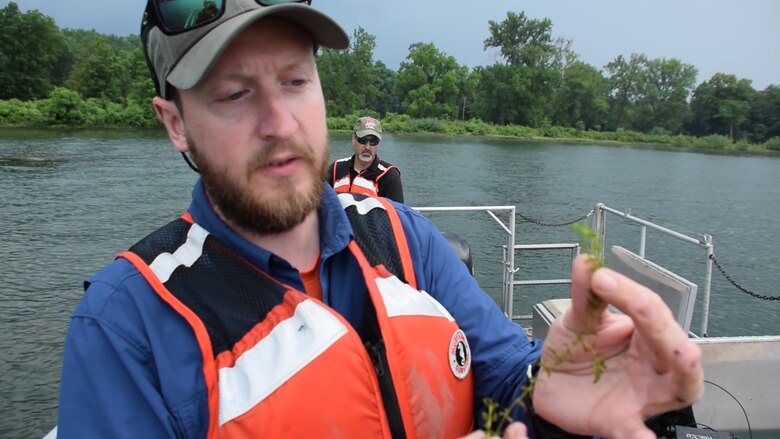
[[118, 193, 474, 438], [331, 156, 398, 197]]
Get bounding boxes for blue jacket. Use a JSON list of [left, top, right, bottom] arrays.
[[57, 181, 542, 438]]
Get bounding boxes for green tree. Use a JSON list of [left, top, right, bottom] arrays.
[[396, 42, 468, 119], [633, 58, 697, 133], [370, 61, 400, 116], [54, 30, 141, 102], [318, 27, 376, 116], [62, 29, 138, 67], [480, 11, 563, 127], [318, 47, 349, 115], [66, 38, 123, 101], [552, 61, 609, 130], [604, 53, 647, 130], [718, 99, 750, 142], [473, 63, 557, 128], [458, 70, 479, 121], [123, 46, 156, 105], [472, 64, 528, 125], [483, 11, 556, 68], [688, 73, 756, 140], [120, 45, 158, 125], [748, 85, 780, 143], [40, 86, 84, 125], [0, 2, 69, 100]]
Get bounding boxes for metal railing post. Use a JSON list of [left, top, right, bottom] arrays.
[[505, 207, 517, 319], [702, 234, 714, 337], [593, 203, 607, 261], [412, 205, 517, 318], [501, 244, 509, 316]]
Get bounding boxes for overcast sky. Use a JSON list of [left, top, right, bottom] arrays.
[[8, 0, 780, 89]]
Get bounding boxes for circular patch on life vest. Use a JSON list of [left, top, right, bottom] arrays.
[[448, 329, 471, 379]]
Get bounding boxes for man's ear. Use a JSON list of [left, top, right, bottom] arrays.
[[153, 96, 188, 153]]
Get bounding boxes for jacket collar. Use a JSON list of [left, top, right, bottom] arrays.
[[187, 180, 353, 270]]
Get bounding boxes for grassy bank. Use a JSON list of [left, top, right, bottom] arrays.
[[328, 113, 780, 154]]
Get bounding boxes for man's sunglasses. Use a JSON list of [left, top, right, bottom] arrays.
[[144, 0, 311, 35], [356, 136, 380, 146]]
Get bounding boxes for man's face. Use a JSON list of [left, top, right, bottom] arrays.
[[352, 134, 379, 165], [176, 18, 329, 235]]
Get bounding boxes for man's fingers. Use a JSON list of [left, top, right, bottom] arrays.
[[566, 254, 608, 332], [670, 339, 705, 405], [590, 266, 690, 367], [590, 266, 705, 404]]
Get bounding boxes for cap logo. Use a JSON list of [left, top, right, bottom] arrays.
[[448, 329, 471, 379], [363, 119, 378, 130]]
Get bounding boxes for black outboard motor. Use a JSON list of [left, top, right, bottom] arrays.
[[441, 231, 474, 276]]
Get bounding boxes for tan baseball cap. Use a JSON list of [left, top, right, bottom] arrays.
[[143, 0, 349, 98], [354, 117, 383, 140]]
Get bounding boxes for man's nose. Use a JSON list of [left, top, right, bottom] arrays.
[[254, 91, 297, 140]]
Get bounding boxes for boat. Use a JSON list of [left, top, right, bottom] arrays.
[[43, 202, 779, 439], [417, 202, 779, 438]]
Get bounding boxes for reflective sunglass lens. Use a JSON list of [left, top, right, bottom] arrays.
[[357, 136, 380, 146], [152, 0, 309, 34], [157, 0, 224, 32]]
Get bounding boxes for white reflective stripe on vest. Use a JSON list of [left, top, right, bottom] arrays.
[[333, 176, 351, 190], [351, 176, 378, 193], [218, 299, 348, 426], [149, 223, 210, 283], [337, 193, 386, 214], [375, 276, 455, 321]]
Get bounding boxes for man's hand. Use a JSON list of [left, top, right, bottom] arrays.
[[532, 254, 704, 438]]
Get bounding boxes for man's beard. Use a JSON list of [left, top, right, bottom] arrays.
[[189, 137, 329, 235], [358, 151, 374, 163]]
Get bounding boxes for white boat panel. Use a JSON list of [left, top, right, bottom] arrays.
[[693, 336, 780, 432]]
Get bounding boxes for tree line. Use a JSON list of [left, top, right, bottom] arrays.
[[1, 3, 779, 151]]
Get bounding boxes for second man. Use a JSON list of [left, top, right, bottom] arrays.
[[328, 116, 404, 203]]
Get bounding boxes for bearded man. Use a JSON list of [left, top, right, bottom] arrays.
[[56, 1, 703, 438]]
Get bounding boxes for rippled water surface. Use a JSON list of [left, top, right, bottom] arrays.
[[2, 129, 779, 438]]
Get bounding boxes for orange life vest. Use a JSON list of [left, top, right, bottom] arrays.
[[118, 193, 474, 438], [331, 156, 397, 197]]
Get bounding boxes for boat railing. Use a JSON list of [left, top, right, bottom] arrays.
[[506, 242, 580, 323], [591, 203, 714, 336], [413, 205, 519, 316], [415, 202, 716, 337]]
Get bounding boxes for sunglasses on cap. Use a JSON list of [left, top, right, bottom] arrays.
[[143, 0, 311, 35], [356, 136, 380, 146]]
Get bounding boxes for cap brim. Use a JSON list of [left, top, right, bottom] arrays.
[[355, 129, 382, 140], [168, 4, 348, 91]]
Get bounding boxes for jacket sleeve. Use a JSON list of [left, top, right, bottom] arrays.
[[394, 205, 542, 429], [57, 265, 207, 439], [378, 167, 404, 204]]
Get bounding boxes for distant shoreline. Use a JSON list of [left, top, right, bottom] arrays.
[[3, 124, 778, 156]]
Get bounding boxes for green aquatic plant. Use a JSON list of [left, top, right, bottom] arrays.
[[480, 221, 607, 436], [548, 222, 607, 382]]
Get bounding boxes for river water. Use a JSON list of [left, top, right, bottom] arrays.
[[2, 129, 779, 438]]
